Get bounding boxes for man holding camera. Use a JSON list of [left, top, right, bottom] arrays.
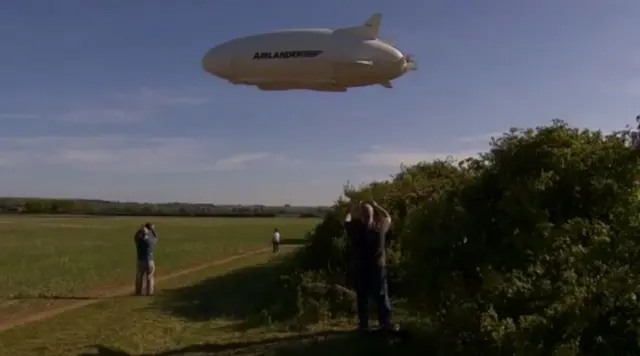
[[134, 222, 158, 296], [343, 200, 397, 334]]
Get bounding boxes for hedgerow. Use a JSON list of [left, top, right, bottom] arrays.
[[280, 119, 640, 355]]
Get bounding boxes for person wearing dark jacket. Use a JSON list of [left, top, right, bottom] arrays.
[[343, 201, 396, 333], [134, 222, 158, 296]]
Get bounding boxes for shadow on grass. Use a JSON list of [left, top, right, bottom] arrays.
[[4, 294, 107, 301], [279, 237, 307, 246], [150, 254, 299, 330], [78, 330, 416, 356]]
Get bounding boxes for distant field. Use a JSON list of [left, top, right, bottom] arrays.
[[0, 216, 318, 321]]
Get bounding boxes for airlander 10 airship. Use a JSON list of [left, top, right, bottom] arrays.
[[201, 13, 417, 92]]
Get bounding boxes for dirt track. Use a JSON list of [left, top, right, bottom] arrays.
[[0, 247, 270, 333]]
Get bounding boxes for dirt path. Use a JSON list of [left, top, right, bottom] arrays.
[[0, 247, 271, 333]]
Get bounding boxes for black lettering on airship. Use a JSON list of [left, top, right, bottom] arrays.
[[252, 50, 323, 60]]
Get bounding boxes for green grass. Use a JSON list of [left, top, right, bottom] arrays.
[[0, 249, 410, 356], [0, 251, 289, 355], [0, 216, 317, 319], [0, 216, 414, 356]]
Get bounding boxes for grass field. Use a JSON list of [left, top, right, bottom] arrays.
[[0, 215, 314, 297], [0, 215, 356, 355]]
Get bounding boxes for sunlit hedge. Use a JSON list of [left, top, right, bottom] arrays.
[[289, 120, 640, 355]]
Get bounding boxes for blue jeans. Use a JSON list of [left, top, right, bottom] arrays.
[[353, 263, 392, 329]]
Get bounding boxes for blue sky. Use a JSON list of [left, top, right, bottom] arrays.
[[0, 0, 638, 205]]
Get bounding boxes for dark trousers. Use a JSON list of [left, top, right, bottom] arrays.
[[353, 263, 392, 329], [272, 240, 280, 253]]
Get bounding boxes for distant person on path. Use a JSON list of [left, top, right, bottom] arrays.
[[343, 200, 397, 334], [272, 228, 280, 253], [134, 222, 158, 296]]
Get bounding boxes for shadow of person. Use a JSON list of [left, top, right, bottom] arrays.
[[149, 256, 299, 330], [78, 345, 130, 356], [78, 331, 356, 356], [278, 237, 307, 246], [6, 294, 104, 301]]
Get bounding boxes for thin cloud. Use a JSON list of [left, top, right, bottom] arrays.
[[59, 109, 143, 123], [0, 113, 41, 120], [57, 86, 210, 124], [0, 135, 287, 174], [350, 173, 395, 186], [350, 134, 501, 169], [212, 152, 271, 171], [353, 147, 479, 168], [0, 150, 31, 168], [163, 96, 210, 105], [456, 132, 503, 144], [119, 87, 210, 106], [622, 78, 640, 96]]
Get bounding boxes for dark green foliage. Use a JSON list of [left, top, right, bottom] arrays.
[[290, 120, 640, 355]]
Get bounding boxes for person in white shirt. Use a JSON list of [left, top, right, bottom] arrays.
[[272, 228, 280, 253]]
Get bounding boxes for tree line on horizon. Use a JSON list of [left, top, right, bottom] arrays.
[[0, 197, 329, 218]]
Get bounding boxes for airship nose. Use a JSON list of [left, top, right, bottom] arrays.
[[201, 46, 231, 78]]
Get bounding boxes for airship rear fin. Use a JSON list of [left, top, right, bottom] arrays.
[[363, 13, 382, 37], [333, 13, 382, 39]]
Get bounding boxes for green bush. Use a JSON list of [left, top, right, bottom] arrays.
[[286, 120, 640, 355], [402, 121, 640, 354]]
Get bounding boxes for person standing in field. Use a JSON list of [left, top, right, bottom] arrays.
[[134, 222, 158, 296], [343, 201, 398, 334], [272, 228, 280, 253]]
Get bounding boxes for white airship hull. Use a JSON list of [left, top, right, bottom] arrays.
[[202, 14, 417, 92]]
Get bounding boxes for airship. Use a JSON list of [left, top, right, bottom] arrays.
[[201, 13, 417, 92]]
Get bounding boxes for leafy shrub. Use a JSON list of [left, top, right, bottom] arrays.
[[285, 120, 640, 355]]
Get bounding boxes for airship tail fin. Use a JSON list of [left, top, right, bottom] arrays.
[[363, 13, 382, 37], [334, 13, 382, 39]]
